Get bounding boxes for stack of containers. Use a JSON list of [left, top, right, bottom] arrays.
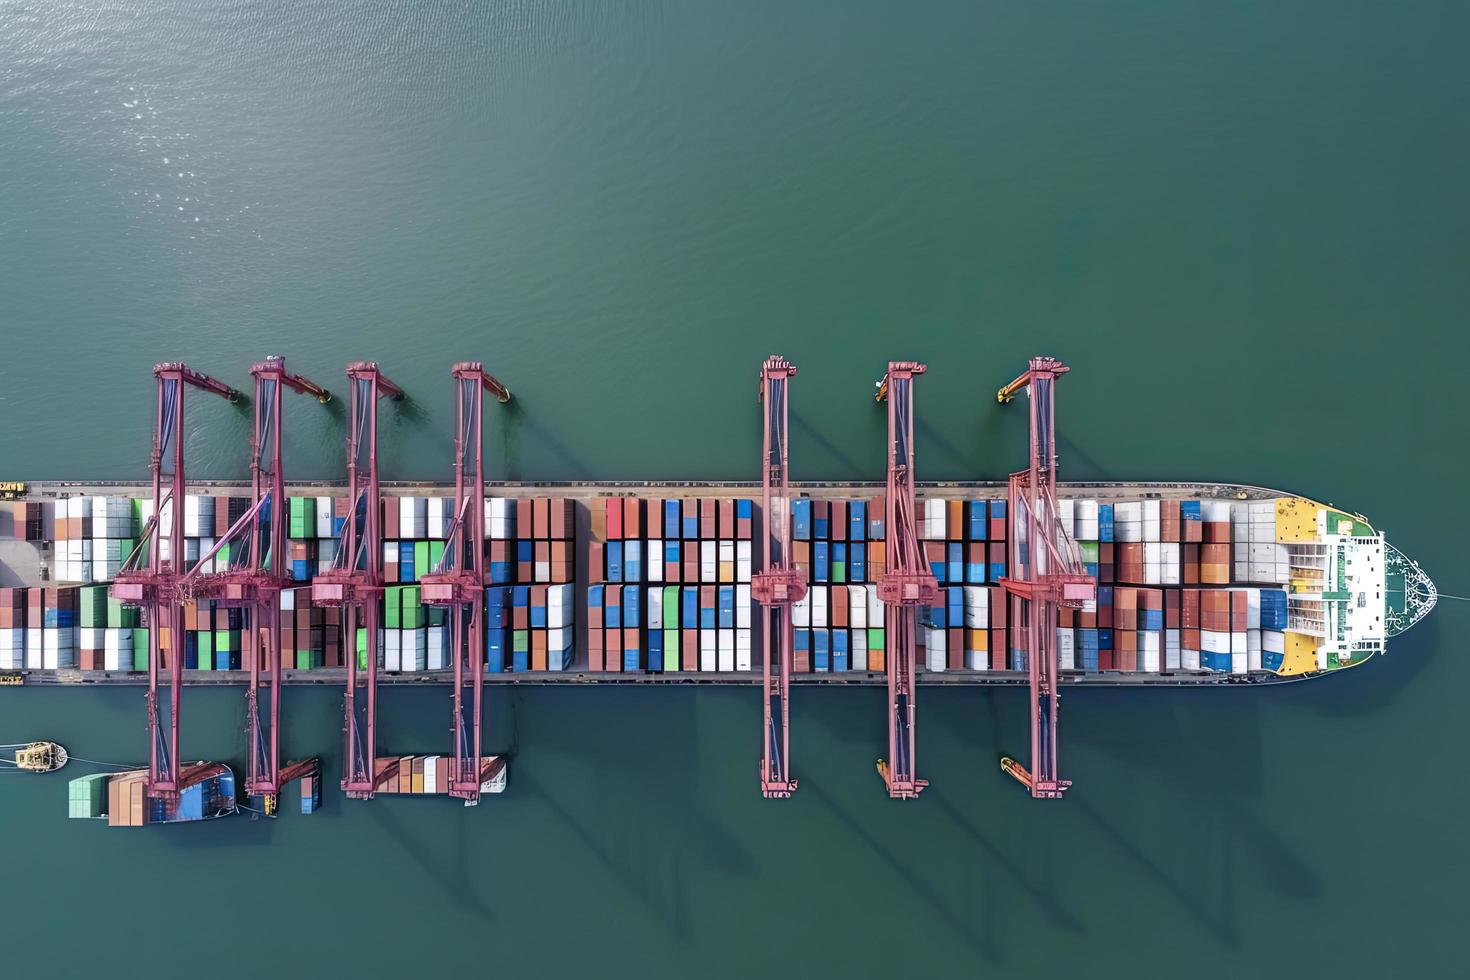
[[1137, 588, 1163, 672], [1198, 589, 1247, 673], [287, 496, 322, 582], [0, 588, 24, 668], [1202, 502, 1232, 584], [1260, 588, 1288, 671], [280, 586, 339, 670], [52, 497, 91, 583], [35, 587, 77, 669], [512, 498, 574, 584], [484, 498, 516, 583], [1181, 588, 1202, 670], [793, 582, 880, 673], [484, 584, 576, 671], [792, 498, 880, 588], [383, 585, 428, 672], [89, 496, 135, 582], [184, 600, 242, 671], [791, 497, 1012, 673], [0, 500, 47, 542], [76, 585, 109, 670], [1232, 500, 1290, 584], [588, 497, 751, 672]]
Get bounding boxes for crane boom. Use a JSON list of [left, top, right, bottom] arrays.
[[874, 362, 938, 799], [751, 356, 805, 799], [180, 356, 329, 806], [312, 362, 403, 799], [111, 363, 241, 800], [997, 356, 1095, 799], [421, 362, 511, 806]]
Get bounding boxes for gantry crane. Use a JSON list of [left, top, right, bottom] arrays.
[[996, 357, 1095, 799], [311, 362, 403, 799], [179, 356, 330, 815], [420, 362, 511, 806], [750, 356, 805, 799], [873, 362, 939, 799], [112, 363, 242, 800]]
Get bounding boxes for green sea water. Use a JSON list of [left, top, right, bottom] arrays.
[[1, 2, 1467, 977]]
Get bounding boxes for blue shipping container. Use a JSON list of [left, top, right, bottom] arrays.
[[664, 499, 680, 538], [792, 499, 812, 540], [849, 501, 866, 541], [606, 542, 623, 582], [833, 629, 849, 671]]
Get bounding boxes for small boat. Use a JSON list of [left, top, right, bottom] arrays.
[[4, 741, 68, 773]]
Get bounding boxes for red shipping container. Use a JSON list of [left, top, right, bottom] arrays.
[[682, 631, 698, 671], [948, 501, 964, 541], [990, 631, 1006, 671], [605, 629, 621, 670], [589, 541, 604, 583], [587, 625, 604, 671], [623, 497, 641, 539], [989, 586, 1007, 627], [514, 499, 532, 536], [831, 589, 848, 629], [948, 630, 963, 671], [1165, 589, 1180, 629], [700, 499, 716, 539], [605, 498, 622, 540], [550, 498, 570, 539], [829, 501, 846, 542], [718, 499, 734, 538], [989, 517, 1007, 540]]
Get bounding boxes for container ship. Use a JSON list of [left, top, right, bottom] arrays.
[[0, 482, 1434, 685]]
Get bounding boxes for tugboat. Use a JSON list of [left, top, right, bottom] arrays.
[[4, 741, 68, 773]]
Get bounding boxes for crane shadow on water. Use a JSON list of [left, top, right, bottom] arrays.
[[511, 688, 758, 940], [497, 399, 594, 481]]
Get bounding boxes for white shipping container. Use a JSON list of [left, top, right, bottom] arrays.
[[736, 585, 751, 630], [26, 629, 42, 669], [793, 590, 811, 628], [1231, 652, 1248, 675], [1139, 631, 1161, 673], [1057, 628, 1075, 670], [423, 756, 440, 794], [1165, 629, 1181, 671], [647, 540, 663, 583], [427, 626, 449, 670], [427, 497, 448, 539], [737, 540, 753, 583], [385, 629, 402, 672], [735, 628, 752, 671], [964, 586, 988, 628], [850, 587, 867, 629], [718, 628, 734, 672], [1182, 648, 1201, 671], [851, 638, 868, 672], [811, 587, 828, 628], [647, 587, 664, 630], [701, 541, 717, 583], [1247, 628, 1262, 672], [403, 628, 428, 672], [922, 627, 943, 671], [700, 630, 716, 672], [866, 584, 884, 627]]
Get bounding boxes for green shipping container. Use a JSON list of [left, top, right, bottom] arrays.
[[831, 561, 847, 584], [427, 541, 445, 574], [1078, 541, 1100, 564], [399, 586, 424, 629], [131, 632, 148, 671], [663, 629, 679, 671], [383, 587, 401, 629], [196, 632, 213, 670], [68, 773, 110, 818], [868, 628, 885, 652], [356, 628, 368, 670], [78, 586, 108, 628], [107, 596, 138, 629], [512, 630, 529, 653], [413, 541, 430, 576], [215, 630, 237, 652]]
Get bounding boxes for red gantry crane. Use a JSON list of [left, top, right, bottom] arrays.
[[420, 362, 511, 806], [751, 356, 806, 799], [312, 362, 404, 799], [873, 362, 939, 799], [179, 356, 330, 814], [112, 363, 242, 800], [996, 357, 1095, 799]]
